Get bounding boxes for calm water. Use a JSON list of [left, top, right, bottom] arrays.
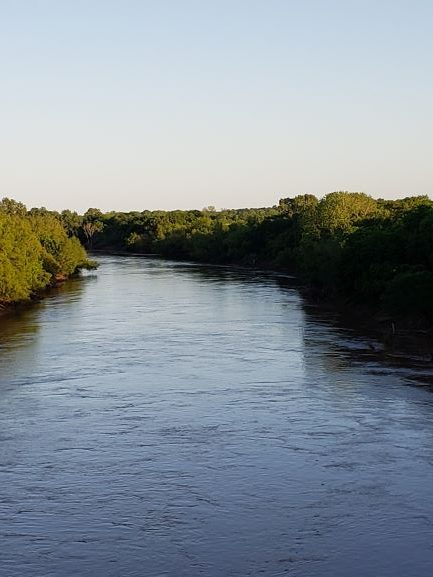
[[1, 256, 433, 577]]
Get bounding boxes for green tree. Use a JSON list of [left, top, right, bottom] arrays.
[[316, 192, 379, 236], [0, 213, 48, 302], [61, 210, 83, 237], [0, 197, 27, 216]]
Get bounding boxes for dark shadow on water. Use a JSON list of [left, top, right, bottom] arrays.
[[273, 276, 433, 391], [0, 274, 92, 369], [137, 256, 433, 391]]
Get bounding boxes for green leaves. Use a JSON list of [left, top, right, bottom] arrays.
[[0, 213, 48, 302], [0, 198, 93, 304]]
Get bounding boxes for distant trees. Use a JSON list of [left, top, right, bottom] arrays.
[[3, 191, 432, 322], [279, 194, 318, 218], [82, 208, 104, 247], [82, 220, 104, 247], [76, 192, 433, 322], [315, 192, 379, 235], [0, 197, 27, 216], [60, 210, 83, 237]]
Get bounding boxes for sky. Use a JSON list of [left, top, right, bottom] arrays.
[[0, 0, 432, 212]]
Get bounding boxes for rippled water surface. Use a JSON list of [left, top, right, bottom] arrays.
[[1, 256, 433, 577]]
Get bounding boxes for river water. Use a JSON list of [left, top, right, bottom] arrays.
[[1, 255, 432, 577]]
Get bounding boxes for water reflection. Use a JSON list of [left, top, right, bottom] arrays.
[[0, 275, 91, 387], [270, 275, 433, 389], [0, 256, 433, 577]]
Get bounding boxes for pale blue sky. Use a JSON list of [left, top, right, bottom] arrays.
[[0, 0, 431, 212]]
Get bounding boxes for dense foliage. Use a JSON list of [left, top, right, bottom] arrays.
[[0, 199, 94, 304], [75, 192, 433, 322], [2, 192, 432, 321]]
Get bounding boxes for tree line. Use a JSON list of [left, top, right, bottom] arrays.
[[73, 192, 433, 323], [2, 192, 433, 322], [0, 198, 95, 305]]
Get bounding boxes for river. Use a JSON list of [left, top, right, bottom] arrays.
[[1, 255, 432, 577]]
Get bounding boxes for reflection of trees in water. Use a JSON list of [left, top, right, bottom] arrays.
[[0, 307, 40, 346], [41, 273, 90, 305], [141, 262, 433, 388], [149, 260, 280, 286], [0, 276, 88, 373], [91, 259, 433, 379], [273, 276, 433, 389], [0, 307, 41, 373]]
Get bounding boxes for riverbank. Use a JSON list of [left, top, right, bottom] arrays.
[[0, 202, 97, 307]]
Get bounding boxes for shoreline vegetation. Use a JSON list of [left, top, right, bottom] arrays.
[[2, 192, 433, 354], [82, 192, 433, 322], [0, 198, 96, 310]]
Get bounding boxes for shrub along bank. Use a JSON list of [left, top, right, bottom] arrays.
[[0, 198, 95, 306]]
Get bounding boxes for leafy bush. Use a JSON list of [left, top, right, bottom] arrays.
[[0, 199, 94, 304]]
